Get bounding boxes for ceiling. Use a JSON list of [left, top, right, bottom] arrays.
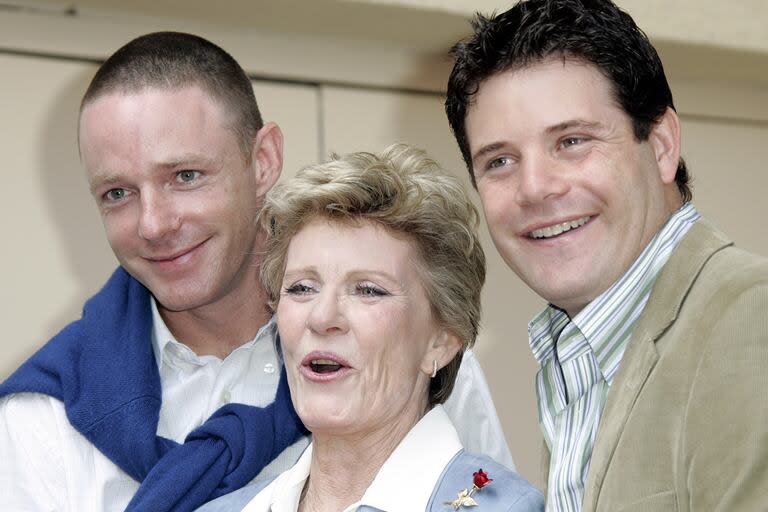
[[3, 0, 767, 85]]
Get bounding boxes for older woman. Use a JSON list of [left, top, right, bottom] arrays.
[[199, 145, 543, 511]]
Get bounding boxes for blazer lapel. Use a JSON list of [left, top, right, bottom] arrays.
[[581, 220, 733, 511], [581, 334, 659, 511]]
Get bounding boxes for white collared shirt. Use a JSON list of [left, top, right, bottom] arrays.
[[244, 406, 463, 512], [0, 301, 308, 512], [1, 301, 510, 511]]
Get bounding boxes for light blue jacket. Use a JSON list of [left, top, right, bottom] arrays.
[[198, 449, 543, 511]]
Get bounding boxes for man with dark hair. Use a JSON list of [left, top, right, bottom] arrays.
[[0, 32, 512, 511], [446, 1, 768, 511]]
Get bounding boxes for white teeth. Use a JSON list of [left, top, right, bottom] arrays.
[[311, 359, 337, 365], [529, 216, 591, 239]]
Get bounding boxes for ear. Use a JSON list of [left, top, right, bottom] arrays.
[[249, 122, 284, 196], [648, 107, 681, 186], [420, 329, 463, 377]]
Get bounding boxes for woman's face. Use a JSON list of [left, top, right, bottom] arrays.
[[277, 219, 459, 438]]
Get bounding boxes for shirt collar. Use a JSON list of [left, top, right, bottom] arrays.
[[150, 297, 278, 369], [253, 443, 313, 512], [356, 405, 462, 511], [528, 203, 700, 377], [253, 406, 462, 512], [150, 297, 173, 369]]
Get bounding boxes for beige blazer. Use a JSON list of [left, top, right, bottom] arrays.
[[543, 219, 768, 511]]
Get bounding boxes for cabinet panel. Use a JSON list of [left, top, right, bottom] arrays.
[[0, 54, 109, 376], [680, 118, 768, 257], [253, 80, 320, 182]]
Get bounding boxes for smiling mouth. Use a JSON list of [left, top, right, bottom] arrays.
[[528, 216, 591, 239], [147, 239, 208, 263]]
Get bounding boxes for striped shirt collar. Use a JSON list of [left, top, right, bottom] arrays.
[[529, 203, 700, 381]]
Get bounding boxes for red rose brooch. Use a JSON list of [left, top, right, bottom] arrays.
[[445, 469, 493, 509]]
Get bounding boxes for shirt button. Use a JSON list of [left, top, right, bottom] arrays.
[[264, 363, 276, 374], [220, 389, 231, 405]]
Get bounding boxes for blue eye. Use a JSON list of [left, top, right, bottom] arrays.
[[560, 137, 585, 148], [488, 156, 513, 169], [284, 283, 315, 295], [103, 188, 127, 202], [176, 170, 200, 183], [355, 284, 388, 297]]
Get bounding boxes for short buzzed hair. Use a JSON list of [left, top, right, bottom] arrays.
[[81, 31, 263, 158]]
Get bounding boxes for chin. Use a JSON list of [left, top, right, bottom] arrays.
[[300, 417, 354, 436], [141, 269, 216, 303], [150, 286, 216, 312], [296, 404, 354, 434]]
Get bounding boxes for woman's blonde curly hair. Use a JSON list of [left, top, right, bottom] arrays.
[[259, 143, 486, 406]]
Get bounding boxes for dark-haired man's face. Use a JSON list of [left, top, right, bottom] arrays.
[[465, 59, 679, 316], [79, 86, 277, 315]]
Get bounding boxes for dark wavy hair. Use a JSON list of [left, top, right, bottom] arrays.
[[446, 0, 691, 201]]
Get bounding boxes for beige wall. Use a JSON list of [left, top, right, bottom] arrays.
[[1, 1, 766, 487]]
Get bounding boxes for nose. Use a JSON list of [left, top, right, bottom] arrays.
[[514, 152, 569, 206], [138, 190, 181, 241], [306, 288, 349, 336]]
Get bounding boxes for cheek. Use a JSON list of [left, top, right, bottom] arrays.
[[216, 198, 260, 242], [276, 303, 305, 352], [225, 168, 262, 208], [589, 150, 642, 198], [102, 211, 137, 251], [181, 193, 224, 222], [354, 312, 400, 368], [370, 311, 429, 373], [361, 343, 417, 403], [479, 185, 515, 223]]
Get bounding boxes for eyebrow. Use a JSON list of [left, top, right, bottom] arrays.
[[156, 153, 222, 170], [88, 154, 222, 193], [282, 267, 403, 286], [89, 174, 122, 194], [544, 119, 604, 134], [282, 267, 318, 281], [471, 119, 605, 164], [471, 142, 507, 165]]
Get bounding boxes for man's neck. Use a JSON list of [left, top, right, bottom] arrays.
[[158, 281, 272, 360]]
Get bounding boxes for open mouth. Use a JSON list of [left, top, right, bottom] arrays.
[[528, 216, 591, 239], [309, 359, 343, 374], [301, 353, 351, 381]]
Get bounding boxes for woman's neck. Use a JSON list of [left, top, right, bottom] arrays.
[[299, 403, 426, 512]]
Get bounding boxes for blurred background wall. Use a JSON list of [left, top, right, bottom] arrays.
[[1, 0, 766, 487]]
